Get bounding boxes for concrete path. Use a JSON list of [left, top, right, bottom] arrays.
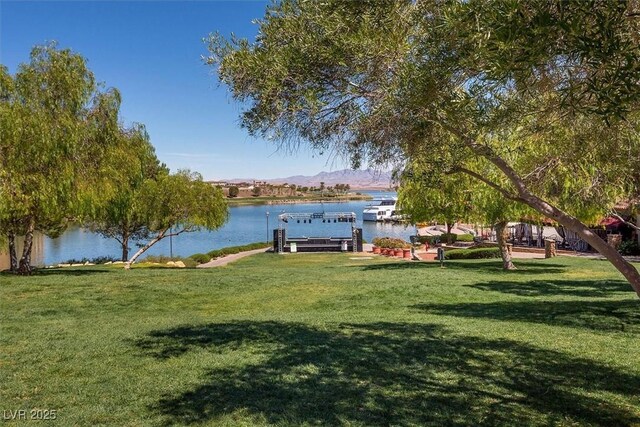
[[196, 247, 270, 268]]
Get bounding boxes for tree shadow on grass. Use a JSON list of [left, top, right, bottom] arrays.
[[0, 268, 110, 277], [469, 279, 634, 298], [135, 321, 640, 426], [412, 299, 640, 333], [360, 260, 567, 275]]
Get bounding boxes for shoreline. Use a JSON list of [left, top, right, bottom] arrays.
[[226, 195, 374, 206]]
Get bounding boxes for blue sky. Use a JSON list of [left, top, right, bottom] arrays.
[[1, 0, 348, 179]]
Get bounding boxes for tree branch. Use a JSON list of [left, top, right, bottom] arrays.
[[609, 211, 640, 232], [164, 225, 195, 238], [453, 167, 522, 201]]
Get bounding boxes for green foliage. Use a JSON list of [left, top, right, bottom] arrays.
[[208, 0, 640, 286], [372, 237, 409, 249], [445, 248, 501, 260], [445, 1, 640, 119], [62, 256, 118, 265], [0, 43, 126, 271], [89, 124, 167, 260], [206, 242, 269, 259], [618, 240, 640, 256], [127, 170, 229, 264], [136, 170, 228, 234], [418, 234, 475, 245], [189, 253, 211, 264], [228, 186, 239, 198]]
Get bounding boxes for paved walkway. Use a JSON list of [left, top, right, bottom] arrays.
[[196, 247, 271, 268]]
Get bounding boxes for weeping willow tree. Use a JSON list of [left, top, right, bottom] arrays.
[[399, 154, 543, 271], [208, 0, 640, 296], [0, 44, 123, 274], [124, 170, 228, 268], [89, 124, 168, 261]]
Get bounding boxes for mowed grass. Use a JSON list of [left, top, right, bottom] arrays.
[[1, 254, 639, 426]]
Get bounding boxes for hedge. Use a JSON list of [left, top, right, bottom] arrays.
[[205, 242, 270, 260], [189, 253, 211, 264], [372, 237, 410, 249], [618, 240, 640, 256], [417, 233, 475, 245], [444, 247, 501, 260]]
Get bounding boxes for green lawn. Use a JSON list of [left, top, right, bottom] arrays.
[[1, 255, 639, 426]]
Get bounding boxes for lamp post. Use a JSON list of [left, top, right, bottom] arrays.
[[169, 226, 173, 258], [266, 211, 270, 244]]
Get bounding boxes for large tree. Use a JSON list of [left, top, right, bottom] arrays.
[[207, 0, 640, 296], [124, 170, 228, 268], [0, 44, 121, 274], [399, 159, 542, 270], [89, 124, 167, 261]]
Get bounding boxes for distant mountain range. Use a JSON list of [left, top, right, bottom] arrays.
[[229, 169, 394, 189]]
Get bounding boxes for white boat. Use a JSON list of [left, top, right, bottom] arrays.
[[363, 198, 398, 221]]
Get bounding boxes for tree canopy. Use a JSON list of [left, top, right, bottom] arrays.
[[0, 43, 122, 273], [125, 170, 228, 267], [1, 43, 229, 272], [208, 0, 640, 296], [89, 124, 168, 261]]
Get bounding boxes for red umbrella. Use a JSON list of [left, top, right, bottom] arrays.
[[600, 217, 623, 228]]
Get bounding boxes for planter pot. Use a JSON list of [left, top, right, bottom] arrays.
[[373, 246, 381, 254], [403, 248, 412, 259], [422, 252, 438, 261], [394, 249, 403, 257]]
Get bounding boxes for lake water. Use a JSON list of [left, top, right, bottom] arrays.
[[41, 191, 415, 265]]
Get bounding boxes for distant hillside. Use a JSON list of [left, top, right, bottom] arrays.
[[229, 169, 393, 189]]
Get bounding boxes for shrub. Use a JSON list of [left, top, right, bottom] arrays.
[[206, 242, 270, 259], [417, 233, 474, 245], [470, 242, 500, 249], [445, 247, 501, 260], [618, 240, 640, 256], [63, 256, 118, 264], [181, 258, 198, 268], [189, 253, 211, 264], [372, 237, 410, 249], [207, 249, 223, 259], [455, 233, 475, 242], [228, 186, 239, 198]]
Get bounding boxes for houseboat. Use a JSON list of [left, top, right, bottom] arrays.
[[363, 198, 398, 221]]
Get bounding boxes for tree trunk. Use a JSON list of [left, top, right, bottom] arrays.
[[444, 125, 640, 296], [501, 188, 640, 296], [121, 230, 129, 262], [537, 222, 544, 248], [495, 221, 516, 270], [446, 222, 453, 243], [8, 231, 18, 273], [17, 219, 35, 275], [124, 228, 168, 269]]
